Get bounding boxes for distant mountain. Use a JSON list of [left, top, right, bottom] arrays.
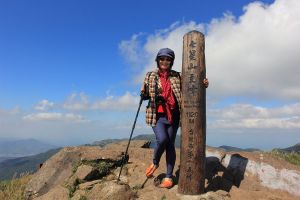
[[132, 134, 155, 141], [0, 156, 15, 163], [218, 145, 261, 152], [0, 138, 57, 157], [88, 135, 155, 147], [90, 134, 181, 148], [0, 148, 61, 180], [91, 135, 272, 152], [89, 139, 126, 147], [278, 143, 300, 153]]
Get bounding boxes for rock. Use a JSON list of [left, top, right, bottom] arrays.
[[206, 148, 226, 161], [113, 166, 128, 183], [78, 180, 102, 190], [178, 190, 230, 200], [34, 185, 69, 200], [202, 191, 230, 200], [24, 140, 300, 200], [222, 154, 248, 185], [75, 164, 99, 181], [71, 189, 87, 200], [105, 174, 115, 181], [140, 141, 151, 148], [223, 153, 300, 196], [86, 180, 136, 200], [24, 146, 124, 199]]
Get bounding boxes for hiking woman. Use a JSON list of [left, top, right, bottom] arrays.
[[140, 48, 209, 188]]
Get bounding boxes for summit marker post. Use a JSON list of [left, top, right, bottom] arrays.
[[178, 31, 206, 195]]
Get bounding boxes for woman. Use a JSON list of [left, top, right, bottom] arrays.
[[140, 48, 209, 188]]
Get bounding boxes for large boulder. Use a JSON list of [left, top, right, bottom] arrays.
[[34, 185, 69, 200], [86, 180, 136, 200], [24, 146, 124, 199]]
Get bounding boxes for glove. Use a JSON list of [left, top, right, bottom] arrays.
[[140, 91, 150, 101]]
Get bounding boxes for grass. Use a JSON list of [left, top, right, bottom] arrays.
[[71, 160, 82, 174], [0, 173, 32, 200], [71, 159, 116, 177], [269, 149, 300, 166], [65, 178, 82, 198], [67, 159, 116, 198], [90, 160, 115, 176]]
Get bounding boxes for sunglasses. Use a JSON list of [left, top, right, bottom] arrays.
[[159, 57, 172, 62]]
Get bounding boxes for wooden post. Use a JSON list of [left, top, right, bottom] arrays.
[[178, 31, 206, 195]]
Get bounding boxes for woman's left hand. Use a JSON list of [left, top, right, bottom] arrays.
[[203, 78, 209, 88]]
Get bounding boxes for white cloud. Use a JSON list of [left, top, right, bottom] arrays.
[[23, 112, 87, 122], [1, 100, 299, 147], [0, 105, 148, 146], [206, 0, 300, 100], [119, 21, 205, 83], [119, 33, 147, 69], [63, 92, 89, 111], [119, 0, 300, 100], [92, 91, 140, 111], [212, 117, 300, 129], [208, 103, 300, 129], [63, 91, 140, 111], [34, 100, 54, 111]]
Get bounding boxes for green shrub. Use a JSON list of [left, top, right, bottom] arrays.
[[270, 149, 300, 166], [81, 160, 115, 177]]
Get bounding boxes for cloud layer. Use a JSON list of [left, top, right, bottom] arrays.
[[208, 103, 300, 129], [120, 0, 300, 100], [63, 92, 140, 111], [23, 112, 87, 122]]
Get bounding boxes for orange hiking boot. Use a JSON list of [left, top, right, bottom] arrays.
[[159, 178, 173, 189], [145, 164, 158, 177]]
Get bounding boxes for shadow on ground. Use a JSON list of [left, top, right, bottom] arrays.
[[171, 154, 248, 192]]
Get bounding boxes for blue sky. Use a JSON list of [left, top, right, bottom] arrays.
[[1, 0, 299, 149], [0, 0, 274, 108]]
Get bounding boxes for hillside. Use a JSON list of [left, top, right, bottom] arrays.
[[92, 134, 261, 152], [89, 134, 156, 147], [218, 145, 261, 152], [0, 157, 14, 163], [91, 134, 180, 148], [281, 143, 300, 153], [0, 148, 61, 180], [21, 140, 300, 200], [1, 134, 298, 183]]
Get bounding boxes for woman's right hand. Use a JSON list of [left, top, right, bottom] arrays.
[[140, 84, 150, 100], [140, 83, 145, 93]]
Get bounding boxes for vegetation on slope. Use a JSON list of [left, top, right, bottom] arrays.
[[0, 173, 32, 200]]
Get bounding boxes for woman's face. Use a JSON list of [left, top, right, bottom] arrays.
[[158, 56, 172, 71]]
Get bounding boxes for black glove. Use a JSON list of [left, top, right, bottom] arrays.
[[140, 91, 150, 101]]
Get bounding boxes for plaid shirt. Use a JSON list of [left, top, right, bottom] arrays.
[[143, 69, 181, 126]]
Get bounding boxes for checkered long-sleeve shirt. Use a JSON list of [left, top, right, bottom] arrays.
[[143, 69, 181, 126]]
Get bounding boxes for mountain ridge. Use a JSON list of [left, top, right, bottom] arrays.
[[0, 138, 57, 157], [0, 134, 299, 181], [0, 148, 61, 180], [21, 140, 300, 199]]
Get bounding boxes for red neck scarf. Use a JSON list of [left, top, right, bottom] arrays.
[[158, 70, 175, 124]]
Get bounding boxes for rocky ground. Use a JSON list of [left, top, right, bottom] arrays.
[[24, 140, 300, 200]]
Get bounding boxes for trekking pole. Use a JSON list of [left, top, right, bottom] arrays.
[[117, 96, 143, 182]]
